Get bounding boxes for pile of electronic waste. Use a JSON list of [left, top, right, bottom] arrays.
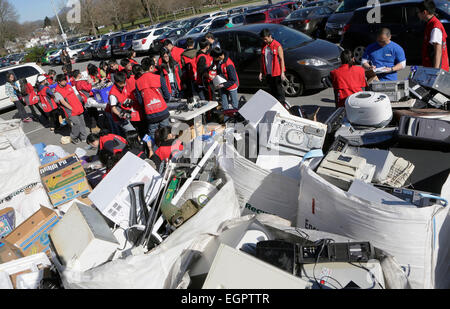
[[0, 66, 449, 290]]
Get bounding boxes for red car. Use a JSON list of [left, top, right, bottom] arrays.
[[245, 5, 292, 24]]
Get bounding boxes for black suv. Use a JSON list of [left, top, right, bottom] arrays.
[[111, 31, 140, 58], [341, 0, 450, 64]]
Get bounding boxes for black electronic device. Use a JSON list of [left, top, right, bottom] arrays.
[[324, 107, 346, 134], [374, 184, 448, 207], [328, 135, 351, 153], [398, 116, 450, 147], [408, 79, 431, 101], [255, 240, 376, 276]]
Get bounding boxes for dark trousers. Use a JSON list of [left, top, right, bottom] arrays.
[[266, 75, 285, 104], [13, 100, 28, 120], [46, 109, 61, 130], [29, 104, 47, 122], [84, 107, 99, 129]]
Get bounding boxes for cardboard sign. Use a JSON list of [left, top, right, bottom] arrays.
[[4, 206, 59, 257], [0, 208, 15, 238], [39, 154, 92, 208]]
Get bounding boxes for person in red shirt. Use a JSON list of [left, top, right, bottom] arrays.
[[330, 50, 368, 108], [417, 0, 449, 71], [148, 126, 183, 169], [127, 50, 139, 65], [259, 28, 288, 106], [54, 74, 88, 144]]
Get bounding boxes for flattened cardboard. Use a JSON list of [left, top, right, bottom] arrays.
[[4, 206, 59, 257], [0, 207, 15, 238], [39, 154, 92, 207], [0, 241, 24, 264]]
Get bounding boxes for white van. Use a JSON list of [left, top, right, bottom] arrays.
[[0, 63, 45, 110]]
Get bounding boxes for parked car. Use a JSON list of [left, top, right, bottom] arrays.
[[210, 14, 246, 30], [96, 36, 113, 59], [227, 6, 248, 15], [341, 0, 450, 64], [151, 28, 188, 53], [209, 23, 342, 96], [303, 0, 339, 10], [111, 30, 142, 58], [132, 27, 168, 53], [281, 6, 334, 38], [41, 49, 58, 65], [325, 0, 395, 42], [0, 63, 45, 110], [276, 1, 301, 11], [245, 6, 292, 25], [77, 44, 97, 62], [49, 43, 91, 64], [7, 53, 25, 65]]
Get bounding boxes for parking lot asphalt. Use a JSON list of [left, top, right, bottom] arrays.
[[0, 57, 411, 155]]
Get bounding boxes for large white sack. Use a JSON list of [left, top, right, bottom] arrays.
[[0, 119, 32, 154], [56, 170, 241, 289], [166, 214, 411, 289], [296, 164, 450, 289], [0, 146, 53, 225], [217, 143, 299, 222]]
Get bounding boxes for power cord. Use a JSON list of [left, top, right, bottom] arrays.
[[348, 260, 385, 289]]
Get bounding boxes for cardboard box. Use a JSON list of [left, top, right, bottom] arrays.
[[4, 206, 59, 257], [39, 154, 92, 208], [0, 207, 15, 238], [0, 241, 24, 264]]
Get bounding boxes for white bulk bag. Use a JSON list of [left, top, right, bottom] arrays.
[[296, 164, 450, 289], [0, 119, 32, 155], [55, 170, 241, 289], [217, 143, 300, 223]]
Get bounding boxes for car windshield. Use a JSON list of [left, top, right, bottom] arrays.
[[187, 26, 205, 35], [286, 8, 313, 19], [270, 25, 314, 49], [199, 18, 212, 25], [246, 13, 266, 23], [335, 0, 367, 13]]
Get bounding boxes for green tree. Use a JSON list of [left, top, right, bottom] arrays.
[[44, 16, 52, 28]]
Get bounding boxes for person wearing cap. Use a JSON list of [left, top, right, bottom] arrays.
[[210, 47, 240, 110]]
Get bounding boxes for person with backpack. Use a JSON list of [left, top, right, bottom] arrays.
[[5, 73, 32, 123], [210, 47, 240, 110], [136, 57, 170, 140], [54, 74, 88, 144], [36, 75, 61, 131], [160, 49, 182, 99], [181, 38, 197, 102], [18, 78, 46, 123]]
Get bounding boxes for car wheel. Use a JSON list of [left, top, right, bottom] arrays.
[[282, 72, 304, 97], [353, 46, 366, 64]]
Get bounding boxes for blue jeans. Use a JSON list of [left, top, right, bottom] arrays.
[[148, 117, 170, 140], [220, 88, 239, 110]]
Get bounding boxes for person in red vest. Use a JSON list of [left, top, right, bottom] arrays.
[[45, 70, 57, 85], [108, 59, 125, 82], [72, 70, 101, 134], [87, 63, 103, 84], [417, 0, 449, 71], [18, 78, 46, 123], [259, 28, 288, 105], [195, 38, 215, 100], [54, 74, 88, 144], [210, 47, 240, 110], [330, 50, 367, 108], [148, 126, 183, 169], [136, 57, 170, 139], [181, 38, 197, 102], [36, 75, 61, 131], [87, 132, 128, 156], [160, 49, 182, 99], [108, 70, 141, 134], [159, 40, 185, 68], [62, 64, 74, 84], [127, 50, 139, 65]]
